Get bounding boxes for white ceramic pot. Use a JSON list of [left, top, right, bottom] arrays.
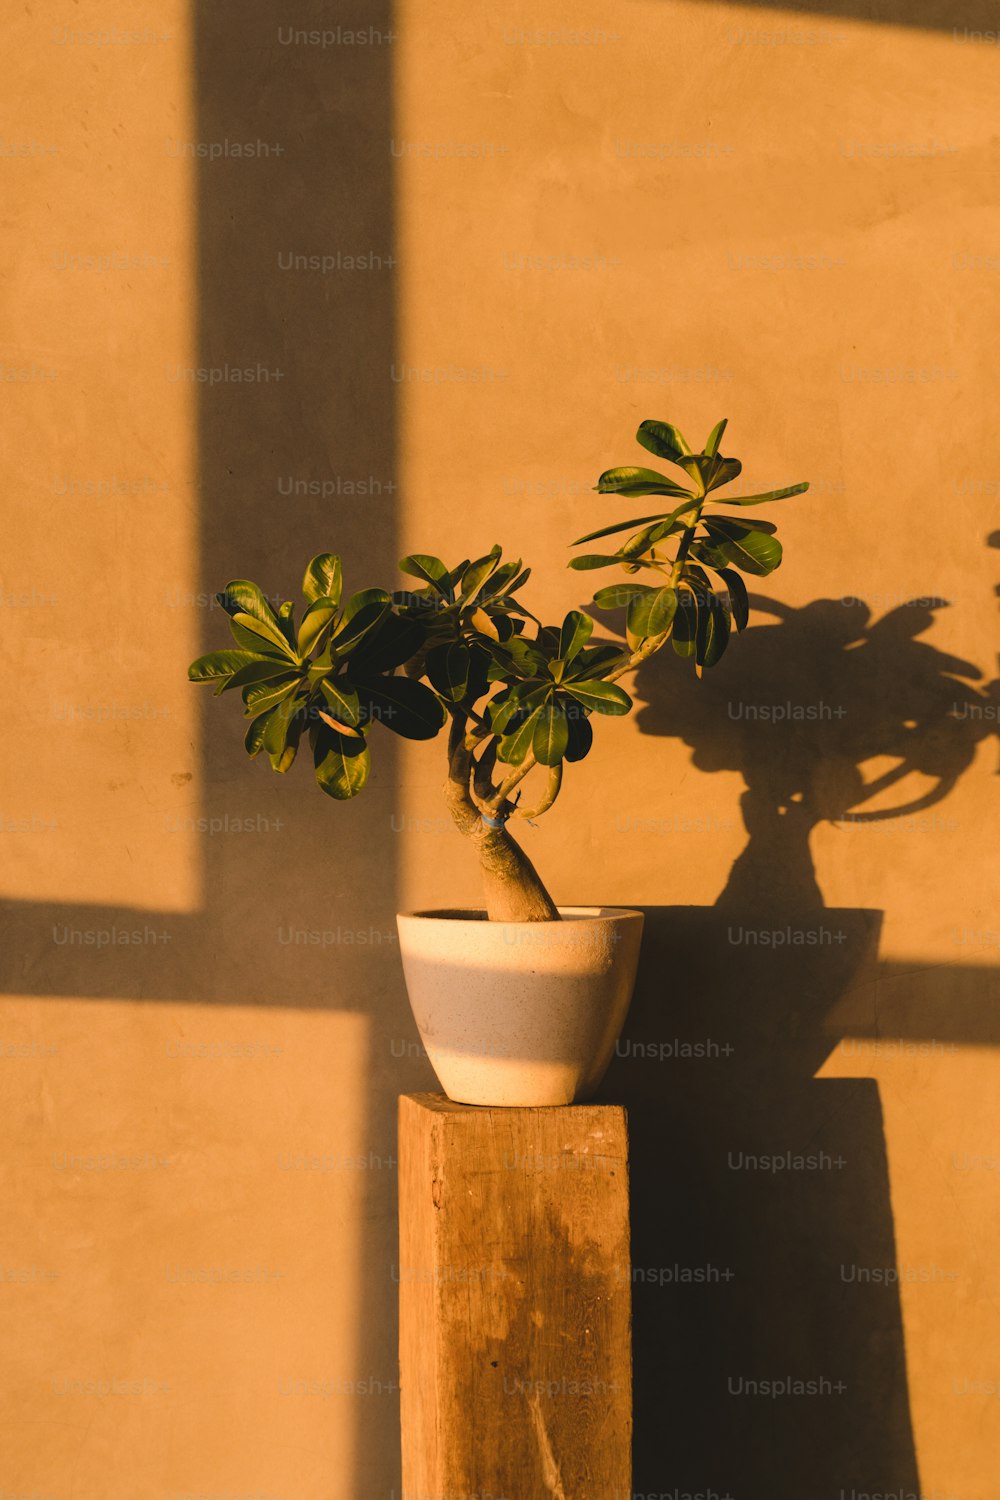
[[395, 906, 644, 1107]]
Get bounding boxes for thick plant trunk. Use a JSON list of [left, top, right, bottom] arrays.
[[443, 756, 560, 923], [473, 821, 560, 922]]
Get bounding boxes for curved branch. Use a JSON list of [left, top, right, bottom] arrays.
[[515, 764, 563, 821]]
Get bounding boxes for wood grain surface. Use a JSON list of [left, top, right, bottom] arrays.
[[398, 1091, 632, 1499]]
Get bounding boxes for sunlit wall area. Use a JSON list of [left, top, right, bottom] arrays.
[[0, 998, 373, 1500], [3, 2, 201, 913]]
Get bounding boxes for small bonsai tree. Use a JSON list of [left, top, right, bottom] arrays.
[[189, 418, 807, 921]]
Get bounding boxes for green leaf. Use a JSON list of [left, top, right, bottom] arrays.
[[594, 466, 692, 499], [575, 513, 668, 547], [482, 641, 518, 679], [217, 580, 280, 630], [636, 420, 694, 463], [479, 559, 522, 601], [306, 648, 333, 684], [302, 554, 343, 607], [619, 524, 665, 560], [672, 581, 700, 658], [649, 586, 679, 636], [227, 621, 287, 658], [319, 678, 361, 728], [628, 520, 687, 560], [351, 612, 424, 674], [263, 694, 304, 768], [533, 698, 569, 766], [681, 563, 712, 594], [559, 610, 593, 662], [352, 673, 447, 740], [341, 587, 391, 624], [703, 519, 783, 576], [399, 554, 449, 592], [497, 705, 543, 765], [488, 684, 548, 736], [484, 648, 516, 683], [314, 730, 371, 801], [569, 554, 629, 572], [658, 493, 708, 530], [696, 591, 731, 671], [665, 452, 739, 494], [627, 586, 679, 645], [392, 585, 436, 610], [460, 547, 503, 604], [689, 539, 734, 572], [715, 482, 809, 507], [466, 643, 492, 701], [276, 600, 297, 650], [219, 658, 298, 695], [280, 600, 299, 654], [504, 636, 550, 675], [487, 691, 520, 736], [244, 707, 278, 758], [297, 599, 338, 657], [592, 583, 654, 611], [563, 710, 594, 762], [188, 649, 264, 683], [230, 610, 299, 660], [580, 491, 702, 551], [704, 456, 743, 492], [470, 607, 500, 641], [426, 641, 470, 702], [271, 708, 305, 773], [329, 598, 391, 656], [243, 674, 302, 716], [704, 418, 728, 457], [569, 644, 629, 679], [625, 591, 656, 648], [702, 514, 776, 535], [717, 568, 749, 630], [563, 680, 632, 716], [439, 558, 471, 597], [488, 612, 518, 642]]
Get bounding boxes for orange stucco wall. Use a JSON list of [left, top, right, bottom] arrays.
[[2, 1, 998, 1496]]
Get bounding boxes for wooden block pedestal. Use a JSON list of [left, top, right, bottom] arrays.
[[398, 1092, 632, 1499]]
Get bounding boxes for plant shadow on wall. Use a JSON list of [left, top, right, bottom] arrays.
[[598, 591, 999, 1497]]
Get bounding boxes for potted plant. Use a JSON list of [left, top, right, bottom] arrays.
[[189, 418, 807, 1105]]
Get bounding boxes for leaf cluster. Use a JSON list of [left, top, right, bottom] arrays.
[[572, 418, 808, 671], [188, 419, 807, 812]]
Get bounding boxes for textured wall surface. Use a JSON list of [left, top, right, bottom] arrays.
[[2, 0, 999, 1497]]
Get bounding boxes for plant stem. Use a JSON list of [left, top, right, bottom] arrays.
[[669, 520, 698, 580], [443, 708, 560, 920]]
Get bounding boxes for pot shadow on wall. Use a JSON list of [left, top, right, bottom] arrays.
[[595, 592, 999, 1497]]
